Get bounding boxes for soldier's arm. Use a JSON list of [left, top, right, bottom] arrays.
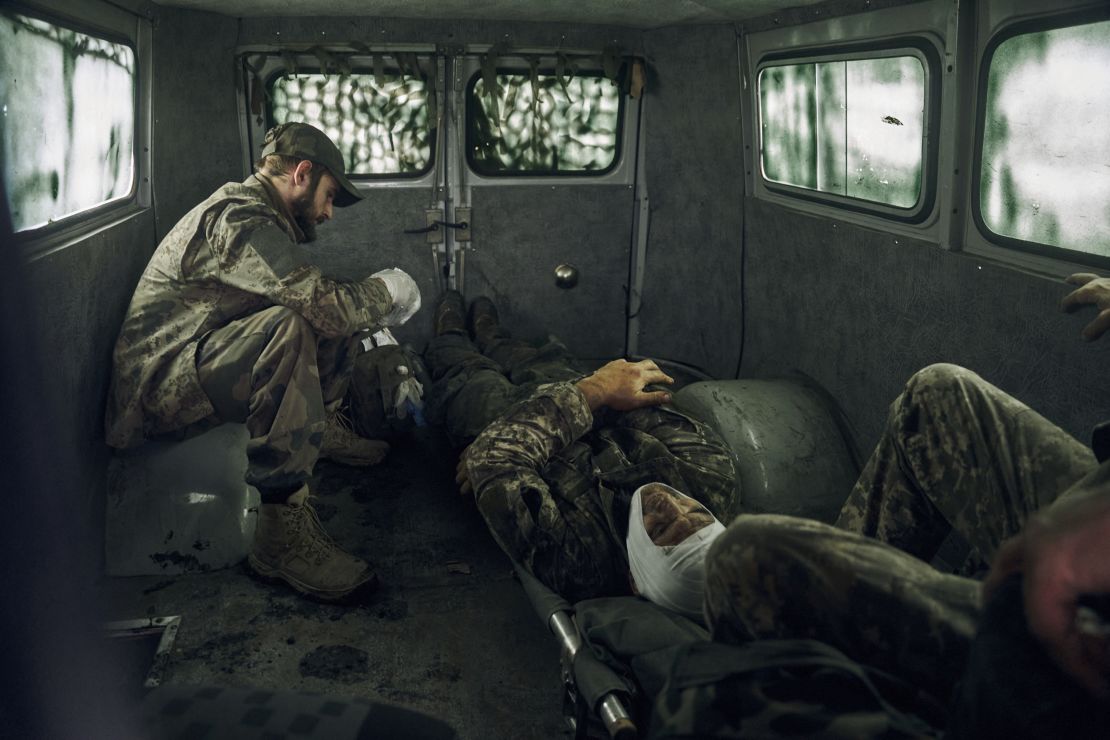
[[581, 358, 737, 517], [465, 360, 673, 554], [464, 382, 595, 572], [206, 203, 393, 338], [1060, 272, 1110, 341], [617, 406, 740, 521]]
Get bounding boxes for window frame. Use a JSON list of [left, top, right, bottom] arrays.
[[754, 41, 941, 224], [261, 63, 438, 181], [969, 7, 1110, 270], [455, 53, 638, 188], [6, 0, 151, 256], [237, 48, 440, 192], [463, 65, 627, 179], [741, 0, 956, 245]]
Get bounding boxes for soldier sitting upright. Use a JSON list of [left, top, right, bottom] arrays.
[[105, 122, 420, 603]]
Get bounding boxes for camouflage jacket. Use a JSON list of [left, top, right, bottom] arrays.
[[105, 174, 392, 448], [466, 382, 740, 603]]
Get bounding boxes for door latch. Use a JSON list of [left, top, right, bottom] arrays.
[[404, 208, 471, 244]]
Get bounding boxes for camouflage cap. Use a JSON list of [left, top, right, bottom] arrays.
[[260, 122, 363, 207]]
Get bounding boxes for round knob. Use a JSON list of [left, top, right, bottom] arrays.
[[554, 263, 579, 289]]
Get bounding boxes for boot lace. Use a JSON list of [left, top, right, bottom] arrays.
[[283, 496, 339, 565], [324, 407, 360, 447]]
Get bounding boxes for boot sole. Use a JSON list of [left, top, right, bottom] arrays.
[[247, 554, 380, 604]]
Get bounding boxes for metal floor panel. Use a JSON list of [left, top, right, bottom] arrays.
[[100, 425, 565, 740]]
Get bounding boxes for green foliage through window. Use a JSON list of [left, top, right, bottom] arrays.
[[468, 73, 621, 175], [269, 73, 433, 176], [1, 10, 135, 233], [980, 20, 1110, 258], [759, 55, 925, 208]]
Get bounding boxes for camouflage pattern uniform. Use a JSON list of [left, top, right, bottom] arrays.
[[425, 330, 740, 603], [703, 363, 1103, 702], [105, 174, 392, 491]]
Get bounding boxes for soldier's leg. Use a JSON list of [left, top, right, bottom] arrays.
[[424, 332, 531, 446], [196, 306, 376, 601], [314, 333, 390, 464], [316, 333, 360, 413], [704, 513, 981, 702], [836, 364, 1097, 565], [469, 296, 586, 385], [196, 306, 324, 496]]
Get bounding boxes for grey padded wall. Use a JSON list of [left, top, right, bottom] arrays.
[[740, 198, 1110, 453], [233, 16, 642, 352], [152, 7, 242, 239], [637, 25, 745, 379], [306, 189, 440, 348], [23, 215, 156, 535], [466, 186, 633, 360], [12, 6, 241, 557]]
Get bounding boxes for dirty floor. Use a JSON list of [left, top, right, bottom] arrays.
[[98, 425, 568, 739]]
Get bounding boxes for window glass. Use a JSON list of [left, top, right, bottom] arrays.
[[468, 73, 621, 175], [759, 55, 925, 208], [980, 20, 1110, 258], [269, 73, 433, 176], [1, 10, 135, 233]]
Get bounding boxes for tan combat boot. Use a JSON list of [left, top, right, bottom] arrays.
[[320, 408, 389, 466], [248, 485, 378, 602]]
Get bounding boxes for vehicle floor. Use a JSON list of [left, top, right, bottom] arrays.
[[99, 424, 568, 740]]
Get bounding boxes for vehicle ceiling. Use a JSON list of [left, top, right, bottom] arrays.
[[151, 0, 827, 27]]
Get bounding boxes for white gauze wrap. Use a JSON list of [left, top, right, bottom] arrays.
[[626, 483, 726, 623]]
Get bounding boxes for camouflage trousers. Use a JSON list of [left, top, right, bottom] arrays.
[[424, 327, 587, 447], [196, 305, 356, 493], [704, 363, 1098, 701]]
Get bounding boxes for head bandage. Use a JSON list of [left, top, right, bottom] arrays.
[[626, 483, 726, 623]]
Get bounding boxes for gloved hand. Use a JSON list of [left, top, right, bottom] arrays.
[[393, 374, 425, 423], [371, 268, 421, 326]]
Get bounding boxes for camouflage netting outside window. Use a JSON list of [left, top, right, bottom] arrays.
[[1, 10, 135, 233], [269, 73, 433, 176], [981, 20, 1110, 257], [469, 73, 621, 174], [760, 56, 925, 209]]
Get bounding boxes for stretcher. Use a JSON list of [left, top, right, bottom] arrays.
[[514, 378, 861, 738]]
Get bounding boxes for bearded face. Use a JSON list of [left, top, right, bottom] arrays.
[[290, 183, 323, 243]]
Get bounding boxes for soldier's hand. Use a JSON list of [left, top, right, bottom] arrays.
[[983, 491, 1110, 699], [576, 359, 673, 412], [456, 445, 474, 499], [1061, 273, 1110, 341]]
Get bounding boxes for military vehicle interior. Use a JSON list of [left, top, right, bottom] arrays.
[[2, 0, 1109, 737]]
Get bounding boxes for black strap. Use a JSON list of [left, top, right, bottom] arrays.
[[404, 220, 469, 235]]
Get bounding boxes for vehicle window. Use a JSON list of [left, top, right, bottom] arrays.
[[980, 19, 1110, 259], [268, 72, 434, 176], [467, 72, 622, 175], [759, 55, 925, 209], [1, 9, 135, 233]]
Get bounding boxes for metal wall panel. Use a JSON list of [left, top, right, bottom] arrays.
[[465, 186, 633, 361], [741, 197, 1110, 453], [305, 188, 443, 348], [635, 25, 746, 378]]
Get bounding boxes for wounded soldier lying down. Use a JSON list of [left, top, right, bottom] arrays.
[[424, 291, 738, 617]]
